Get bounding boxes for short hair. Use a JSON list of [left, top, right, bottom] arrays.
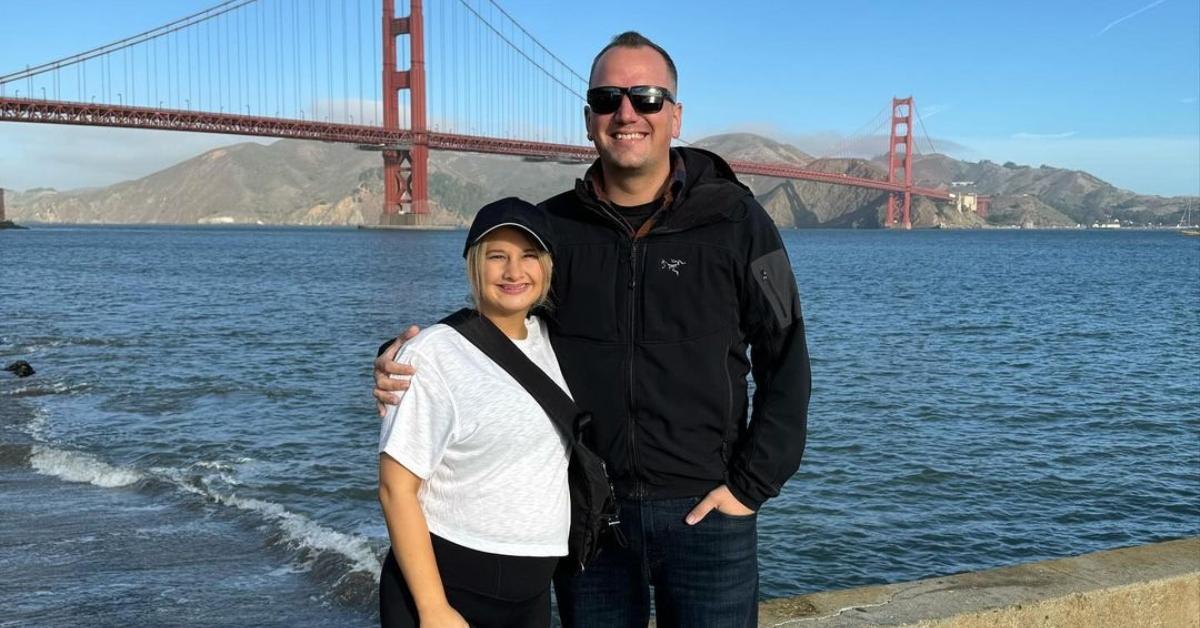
[[589, 31, 678, 93], [465, 230, 554, 311]]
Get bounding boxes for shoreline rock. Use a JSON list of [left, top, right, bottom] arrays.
[[4, 361, 35, 377]]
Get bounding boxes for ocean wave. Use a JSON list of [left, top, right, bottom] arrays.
[[6, 336, 136, 351], [194, 458, 253, 469], [3, 381, 92, 398], [22, 443, 382, 602], [26, 406, 50, 440], [29, 445, 144, 488], [156, 461, 383, 597], [224, 494, 382, 577]]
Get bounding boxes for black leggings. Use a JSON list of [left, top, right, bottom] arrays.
[[379, 535, 558, 628]]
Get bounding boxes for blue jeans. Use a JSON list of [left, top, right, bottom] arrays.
[[554, 496, 759, 628]]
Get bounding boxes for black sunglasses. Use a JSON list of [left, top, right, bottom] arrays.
[[586, 85, 675, 115]]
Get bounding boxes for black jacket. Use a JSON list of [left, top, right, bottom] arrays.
[[538, 147, 811, 510]]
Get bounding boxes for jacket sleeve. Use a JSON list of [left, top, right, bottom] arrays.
[[725, 200, 811, 511]]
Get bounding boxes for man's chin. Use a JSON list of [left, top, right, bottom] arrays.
[[599, 152, 649, 172]]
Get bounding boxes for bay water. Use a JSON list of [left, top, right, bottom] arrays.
[[2, 225, 1197, 626]]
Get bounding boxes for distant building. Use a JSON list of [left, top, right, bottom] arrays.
[[948, 191, 989, 219], [0, 188, 6, 222], [954, 192, 979, 214]]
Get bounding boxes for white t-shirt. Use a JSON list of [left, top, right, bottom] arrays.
[[378, 315, 571, 556]]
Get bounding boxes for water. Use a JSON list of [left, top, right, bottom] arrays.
[[2, 225, 1198, 626]]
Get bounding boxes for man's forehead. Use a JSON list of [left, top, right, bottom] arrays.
[[590, 46, 674, 88]]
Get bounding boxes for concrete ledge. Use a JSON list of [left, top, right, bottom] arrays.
[[760, 538, 1199, 627]]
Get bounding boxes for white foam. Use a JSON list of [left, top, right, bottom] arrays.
[[29, 445, 143, 488], [213, 493, 382, 579], [194, 458, 252, 469], [27, 446, 379, 584], [6, 381, 91, 397], [27, 407, 49, 440]]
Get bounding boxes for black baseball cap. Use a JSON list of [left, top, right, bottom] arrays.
[[463, 197, 553, 258]]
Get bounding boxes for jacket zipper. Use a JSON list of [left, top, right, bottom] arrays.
[[626, 239, 643, 498], [582, 195, 657, 499], [721, 335, 734, 471]]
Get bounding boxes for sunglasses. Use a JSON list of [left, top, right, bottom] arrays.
[[586, 85, 676, 115]]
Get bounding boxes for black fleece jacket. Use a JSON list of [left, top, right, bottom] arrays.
[[538, 147, 811, 510]]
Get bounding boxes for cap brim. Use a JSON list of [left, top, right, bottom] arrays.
[[470, 222, 549, 253]]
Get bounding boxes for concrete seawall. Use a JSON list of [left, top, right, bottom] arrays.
[[757, 537, 1198, 627]]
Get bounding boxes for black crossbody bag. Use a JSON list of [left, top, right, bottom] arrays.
[[438, 308, 621, 575]]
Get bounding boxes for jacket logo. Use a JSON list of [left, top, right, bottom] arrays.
[[660, 258, 687, 276]]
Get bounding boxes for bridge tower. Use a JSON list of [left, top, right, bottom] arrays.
[[0, 188, 5, 222], [885, 97, 914, 229], [381, 0, 429, 225]]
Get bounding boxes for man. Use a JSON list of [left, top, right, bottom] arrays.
[[374, 32, 810, 627]]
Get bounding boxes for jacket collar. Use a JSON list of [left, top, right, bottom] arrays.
[[582, 150, 686, 210], [574, 147, 752, 235]]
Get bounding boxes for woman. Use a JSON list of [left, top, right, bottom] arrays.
[[377, 197, 570, 628]]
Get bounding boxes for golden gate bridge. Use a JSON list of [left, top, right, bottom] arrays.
[[0, 0, 970, 229]]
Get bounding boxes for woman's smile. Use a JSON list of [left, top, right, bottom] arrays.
[[498, 282, 531, 295]]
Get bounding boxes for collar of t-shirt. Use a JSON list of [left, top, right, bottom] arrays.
[[612, 198, 664, 234]]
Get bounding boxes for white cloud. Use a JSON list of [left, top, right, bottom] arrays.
[[1095, 0, 1168, 37], [689, 122, 968, 159], [918, 103, 953, 120], [319, 98, 385, 126], [1012, 131, 1079, 140]]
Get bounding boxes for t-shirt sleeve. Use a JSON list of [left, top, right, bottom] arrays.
[[377, 346, 457, 479]]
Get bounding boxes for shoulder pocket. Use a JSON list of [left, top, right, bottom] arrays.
[[749, 249, 796, 329]]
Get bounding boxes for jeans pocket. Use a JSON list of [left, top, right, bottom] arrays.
[[709, 508, 757, 522]]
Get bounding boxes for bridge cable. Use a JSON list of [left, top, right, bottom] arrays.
[[325, 0, 333, 122], [819, 103, 889, 160], [482, 0, 587, 86], [236, 7, 243, 114], [454, 0, 585, 101], [0, 0, 258, 86], [915, 104, 938, 156], [357, 0, 363, 124]]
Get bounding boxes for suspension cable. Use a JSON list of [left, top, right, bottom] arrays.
[[915, 104, 939, 156], [0, 0, 257, 86]]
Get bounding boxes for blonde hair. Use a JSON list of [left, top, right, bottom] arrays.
[[465, 235, 554, 311]]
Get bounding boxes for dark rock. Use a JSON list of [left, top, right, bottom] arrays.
[[4, 361, 35, 377]]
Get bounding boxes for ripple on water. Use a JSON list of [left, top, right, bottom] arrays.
[[4, 227, 1198, 612]]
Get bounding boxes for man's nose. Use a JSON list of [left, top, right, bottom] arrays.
[[613, 94, 639, 123]]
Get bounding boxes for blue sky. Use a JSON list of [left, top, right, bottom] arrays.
[[1, 0, 1197, 196]]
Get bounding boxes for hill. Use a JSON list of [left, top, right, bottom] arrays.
[[896, 154, 1191, 227], [7, 134, 1195, 229]]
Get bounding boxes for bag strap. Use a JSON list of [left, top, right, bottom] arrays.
[[439, 308, 586, 443]]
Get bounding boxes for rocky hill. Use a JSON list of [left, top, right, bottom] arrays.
[[7, 134, 1195, 229], [894, 154, 1192, 227], [7, 141, 585, 227], [693, 133, 814, 166]]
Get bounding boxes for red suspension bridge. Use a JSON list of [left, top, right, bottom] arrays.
[[0, 0, 968, 229]]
